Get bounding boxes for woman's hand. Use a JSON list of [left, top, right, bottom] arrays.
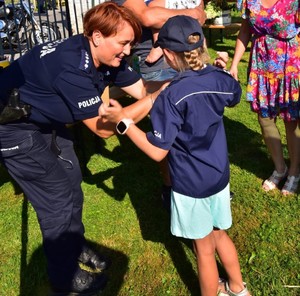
[[98, 99, 126, 123], [229, 65, 239, 81]]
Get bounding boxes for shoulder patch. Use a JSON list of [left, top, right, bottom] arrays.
[[79, 50, 91, 72]]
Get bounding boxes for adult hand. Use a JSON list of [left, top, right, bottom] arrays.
[[229, 65, 239, 81], [213, 51, 229, 69]]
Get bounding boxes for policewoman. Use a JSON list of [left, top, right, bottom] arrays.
[[0, 2, 159, 295]]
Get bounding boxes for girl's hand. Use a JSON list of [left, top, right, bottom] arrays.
[[99, 99, 126, 123], [213, 51, 229, 69]]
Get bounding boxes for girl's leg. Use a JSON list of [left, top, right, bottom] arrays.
[[214, 230, 246, 294], [193, 231, 219, 296]]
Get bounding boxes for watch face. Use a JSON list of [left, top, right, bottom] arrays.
[[117, 121, 127, 134]]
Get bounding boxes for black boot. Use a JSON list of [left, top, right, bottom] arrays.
[[51, 268, 108, 295], [78, 246, 111, 272]]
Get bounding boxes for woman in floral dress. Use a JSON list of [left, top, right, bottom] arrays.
[[230, 0, 300, 195]]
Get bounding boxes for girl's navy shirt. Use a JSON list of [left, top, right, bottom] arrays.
[[0, 34, 141, 125], [147, 65, 242, 198]]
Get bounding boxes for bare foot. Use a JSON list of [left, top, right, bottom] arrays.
[[146, 46, 163, 63]]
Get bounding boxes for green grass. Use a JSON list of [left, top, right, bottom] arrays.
[[0, 14, 299, 296]]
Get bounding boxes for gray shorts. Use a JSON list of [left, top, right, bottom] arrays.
[[170, 184, 232, 239]]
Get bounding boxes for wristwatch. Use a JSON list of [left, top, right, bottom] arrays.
[[116, 118, 134, 135]]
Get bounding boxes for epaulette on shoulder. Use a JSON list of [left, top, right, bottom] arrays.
[[79, 49, 91, 72]]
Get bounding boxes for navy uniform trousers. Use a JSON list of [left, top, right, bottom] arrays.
[[0, 121, 85, 288]]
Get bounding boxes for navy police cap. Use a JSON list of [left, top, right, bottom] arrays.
[[154, 15, 204, 52]]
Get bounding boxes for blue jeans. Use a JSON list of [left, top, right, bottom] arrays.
[[141, 67, 177, 82]]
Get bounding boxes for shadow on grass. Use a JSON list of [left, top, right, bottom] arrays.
[[0, 164, 23, 194], [2, 111, 277, 295], [224, 116, 274, 179], [75, 112, 272, 294], [76, 121, 200, 294]]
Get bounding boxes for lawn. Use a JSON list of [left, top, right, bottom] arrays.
[[0, 13, 299, 296]]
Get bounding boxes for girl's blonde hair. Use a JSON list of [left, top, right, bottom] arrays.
[[173, 34, 210, 72]]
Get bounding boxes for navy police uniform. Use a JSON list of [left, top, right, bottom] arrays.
[[0, 34, 140, 288], [147, 65, 241, 198]]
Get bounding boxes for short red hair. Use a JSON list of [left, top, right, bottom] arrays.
[[83, 2, 142, 46]]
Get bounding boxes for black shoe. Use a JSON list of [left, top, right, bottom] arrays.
[[161, 185, 171, 213], [51, 269, 108, 296], [78, 246, 111, 271]]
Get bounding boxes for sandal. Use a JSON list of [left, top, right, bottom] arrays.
[[281, 174, 300, 195], [262, 166, 288, 192], [225, 282, 251, 296]]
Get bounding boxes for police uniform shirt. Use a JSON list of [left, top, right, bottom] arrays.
[[146, 65, 242, 198], [0, 34, 141, 125]]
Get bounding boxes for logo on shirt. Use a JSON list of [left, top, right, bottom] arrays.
[[78, 96, 101, 109], [40, 39, 65, 58], [154, 130, 162, 139]]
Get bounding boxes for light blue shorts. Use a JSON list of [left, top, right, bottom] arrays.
[[170, 184, 232, 239]]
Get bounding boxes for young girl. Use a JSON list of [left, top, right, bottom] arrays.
[[100, 15, 251, 296]]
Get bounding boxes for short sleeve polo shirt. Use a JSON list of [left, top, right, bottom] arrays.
[[0, 34, 141, 124], [146, 65, 241, 198]]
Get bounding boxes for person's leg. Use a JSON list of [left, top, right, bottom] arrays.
[[193, 232, 219, 296], [214, 230, 246, 294], [282, 120, 300, 194], [284, 120, 300, 176], [159, 157, 172, 211], [0, 124, 106, 292], [53, 128, 111, 271], [145, 30, 164, 63], [146, 0, 165, 63], [258, 115, 287, 190], [2, 127, 84, 287]]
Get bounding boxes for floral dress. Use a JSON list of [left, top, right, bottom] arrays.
[[237, 0, 300, 120]]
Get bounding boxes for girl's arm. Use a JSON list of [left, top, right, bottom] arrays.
[[125, 123, 168, 162], [98, 98, 168, 161], [84, 82, 168, 139]]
